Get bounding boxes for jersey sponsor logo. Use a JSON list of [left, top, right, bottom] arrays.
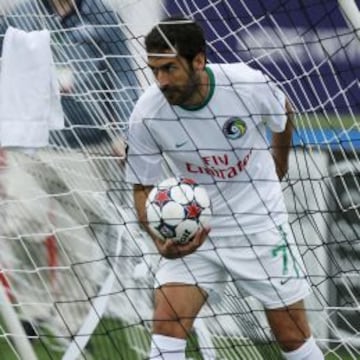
[[185, 150, 252, 179], [222, 117, 247, 139], [175, 140, 188, 148]]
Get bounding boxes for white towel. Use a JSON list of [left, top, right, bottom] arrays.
[[0, 27, 64, 149]]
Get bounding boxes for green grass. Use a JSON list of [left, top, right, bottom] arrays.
[[0, 340, 356, 359], [0, 317, 141, 360], [295, 113, 359, 130], [0, 338, 62, 360], [0, 326, 357, 360]]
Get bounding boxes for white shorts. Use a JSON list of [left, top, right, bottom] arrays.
[[155, 223, 310, 309]]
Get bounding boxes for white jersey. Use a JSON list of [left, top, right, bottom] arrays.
[[126, 63, 288, 236]]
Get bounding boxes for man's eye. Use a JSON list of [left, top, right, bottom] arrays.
[[167, 64, 177, 72], [150, 64, 176, 75], [161, 64, 176, 73]]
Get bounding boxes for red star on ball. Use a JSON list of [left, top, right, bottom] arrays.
[[181, 177, 196, 185], [154, 190, 171, 206], [186, 203, 202, 219]]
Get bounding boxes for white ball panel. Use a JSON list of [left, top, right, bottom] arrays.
[[147, 203, 161, 223], [198, 207, 212, 226], [174, 220, 198, 244], [161, 201, 185, 226], [158, 177, 178, 189], [194, 187, 210, 208], [170, 184, 194, 204], [180, 184, 195, 202], [147, 186, 159, 203], [146, 204, 165, 240]]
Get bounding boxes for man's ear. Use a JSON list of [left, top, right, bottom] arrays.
[[192, 52, 206, 71]]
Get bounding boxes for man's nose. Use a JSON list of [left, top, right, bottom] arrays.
[[157, 70, 170, 88]]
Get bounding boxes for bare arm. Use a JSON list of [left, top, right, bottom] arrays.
[[133, 183, 154, 231], [271, 98, 294, 180], [133, 184, 210, 259]]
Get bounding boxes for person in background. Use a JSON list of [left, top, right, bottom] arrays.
[[0, 0, 137, 340], [126, 17, 324, 360]]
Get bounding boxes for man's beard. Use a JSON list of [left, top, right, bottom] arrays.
[[161, 72, 200, 106]]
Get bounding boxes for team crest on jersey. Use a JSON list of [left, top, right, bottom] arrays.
[[222, 117, 247, 139]]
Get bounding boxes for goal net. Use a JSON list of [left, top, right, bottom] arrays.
[[0, 0, 359, 359]]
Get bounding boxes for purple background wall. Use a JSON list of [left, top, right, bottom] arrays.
[[166, 0, 360, 115]]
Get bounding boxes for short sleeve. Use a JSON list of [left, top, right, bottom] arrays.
[[125, 109, 163, 185], [257, 74, 287, 132]]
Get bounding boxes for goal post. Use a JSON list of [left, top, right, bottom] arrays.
[[0, 0, 359, 359], [338, 0, 360, 39], [0, 282, 37, 360]]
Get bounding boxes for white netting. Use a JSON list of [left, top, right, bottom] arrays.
[[0, 0, 359, 359]]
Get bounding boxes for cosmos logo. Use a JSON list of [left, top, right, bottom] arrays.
[[222, 117, 247, 139]]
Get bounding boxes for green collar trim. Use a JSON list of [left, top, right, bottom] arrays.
[[179, 67, 215, 111]]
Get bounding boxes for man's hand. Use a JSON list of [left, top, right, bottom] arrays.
[[112, 137, 127, 160], [57, 67, 74, 94], [0, 148, 7, 169], [152, 226, 211, 259]]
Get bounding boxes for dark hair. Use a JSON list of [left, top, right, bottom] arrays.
[[145, 16, 206, 62]]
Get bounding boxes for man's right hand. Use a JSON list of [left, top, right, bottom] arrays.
[[152, 226, 210, 259], [0, 148, 7, 169], [112, 137, 127, 160]]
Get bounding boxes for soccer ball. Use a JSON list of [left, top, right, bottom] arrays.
[[146, 177, 211, 244]]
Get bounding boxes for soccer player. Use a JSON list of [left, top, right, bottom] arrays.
[[126, 17, 324, 360]]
